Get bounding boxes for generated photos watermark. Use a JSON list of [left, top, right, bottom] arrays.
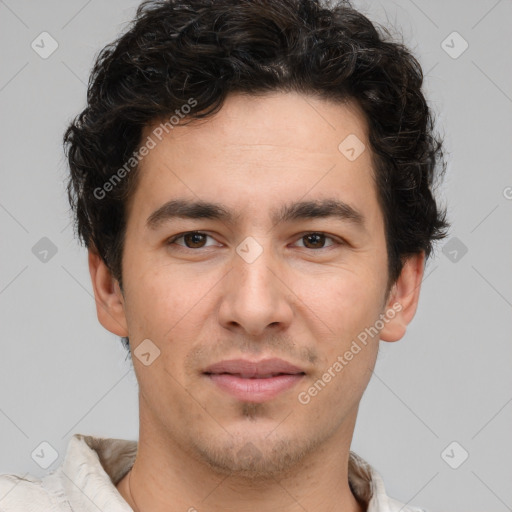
[[298, 301, 403, 405]]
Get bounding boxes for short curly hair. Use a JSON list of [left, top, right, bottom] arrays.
[[64, 0, 448, 292]]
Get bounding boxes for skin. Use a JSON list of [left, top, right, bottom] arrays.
[[89, 91, 424, 512]]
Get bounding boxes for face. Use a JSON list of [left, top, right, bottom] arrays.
[[91, 91, 423, 478]]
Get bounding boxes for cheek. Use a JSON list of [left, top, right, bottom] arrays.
[[121, 255, 220, 354], [325, 348, 377, 411], [296, 266, 386, 339], [121, 259, 177, 345], [296, 338, 378, 428]]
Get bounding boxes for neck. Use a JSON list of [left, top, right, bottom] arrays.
[[116, 407, 365, 512]]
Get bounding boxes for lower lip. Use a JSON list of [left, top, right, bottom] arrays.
[[206, 373, 304, 402]]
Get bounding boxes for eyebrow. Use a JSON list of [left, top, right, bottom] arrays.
[[146, 197, 365, 230]]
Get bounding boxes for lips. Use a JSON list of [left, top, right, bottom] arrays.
[[203, 358, 305, 402], [204, 358, 304, 377]]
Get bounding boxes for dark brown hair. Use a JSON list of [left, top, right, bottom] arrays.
[[64, 0, 448, 292]]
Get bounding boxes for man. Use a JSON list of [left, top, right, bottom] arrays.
[[0, 0, 448, 510]]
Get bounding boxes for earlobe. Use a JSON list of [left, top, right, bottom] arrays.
[[379, 252, 425, 343], [88, 249, 128, 337]]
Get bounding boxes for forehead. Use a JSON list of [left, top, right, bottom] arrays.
[[128, 91, 380, 229], [143, 91, 370, 161]]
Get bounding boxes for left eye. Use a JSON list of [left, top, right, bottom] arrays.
[[293, 232, 337, 249], [167, 231, 338, 250]]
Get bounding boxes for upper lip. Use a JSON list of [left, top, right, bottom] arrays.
[[203, 358, 305, 378]]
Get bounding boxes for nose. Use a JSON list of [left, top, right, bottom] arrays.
[[217, 238, 294, 337]]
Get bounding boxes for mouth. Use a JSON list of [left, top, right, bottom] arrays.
[[203, 358, 306, 403]]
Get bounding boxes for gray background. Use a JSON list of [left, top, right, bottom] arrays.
[[0, 1, 511, 511]]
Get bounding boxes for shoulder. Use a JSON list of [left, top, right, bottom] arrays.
[[369, 477, 429, 512], [0, 472, 69, 511], [348, 451, 429, 512]]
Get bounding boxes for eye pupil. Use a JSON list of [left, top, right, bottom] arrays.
[[304, 233, 325, 248], [185, 232, 206, 248]]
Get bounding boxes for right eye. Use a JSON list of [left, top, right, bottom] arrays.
[[166, 231, 222, 250]]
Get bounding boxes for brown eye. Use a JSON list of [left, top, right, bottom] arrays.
[[297, 232, 334, 249], [182, 232, 207, 248], [168, 231, 216, 249]]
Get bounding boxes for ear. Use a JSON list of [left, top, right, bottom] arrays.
[[88, 249, 128, 337], [380, 252, 425, 342]]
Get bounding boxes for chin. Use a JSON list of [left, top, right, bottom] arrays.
[[189, 428, 322, 479]]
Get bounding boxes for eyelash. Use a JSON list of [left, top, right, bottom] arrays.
[[166, 231, 343, 251]]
